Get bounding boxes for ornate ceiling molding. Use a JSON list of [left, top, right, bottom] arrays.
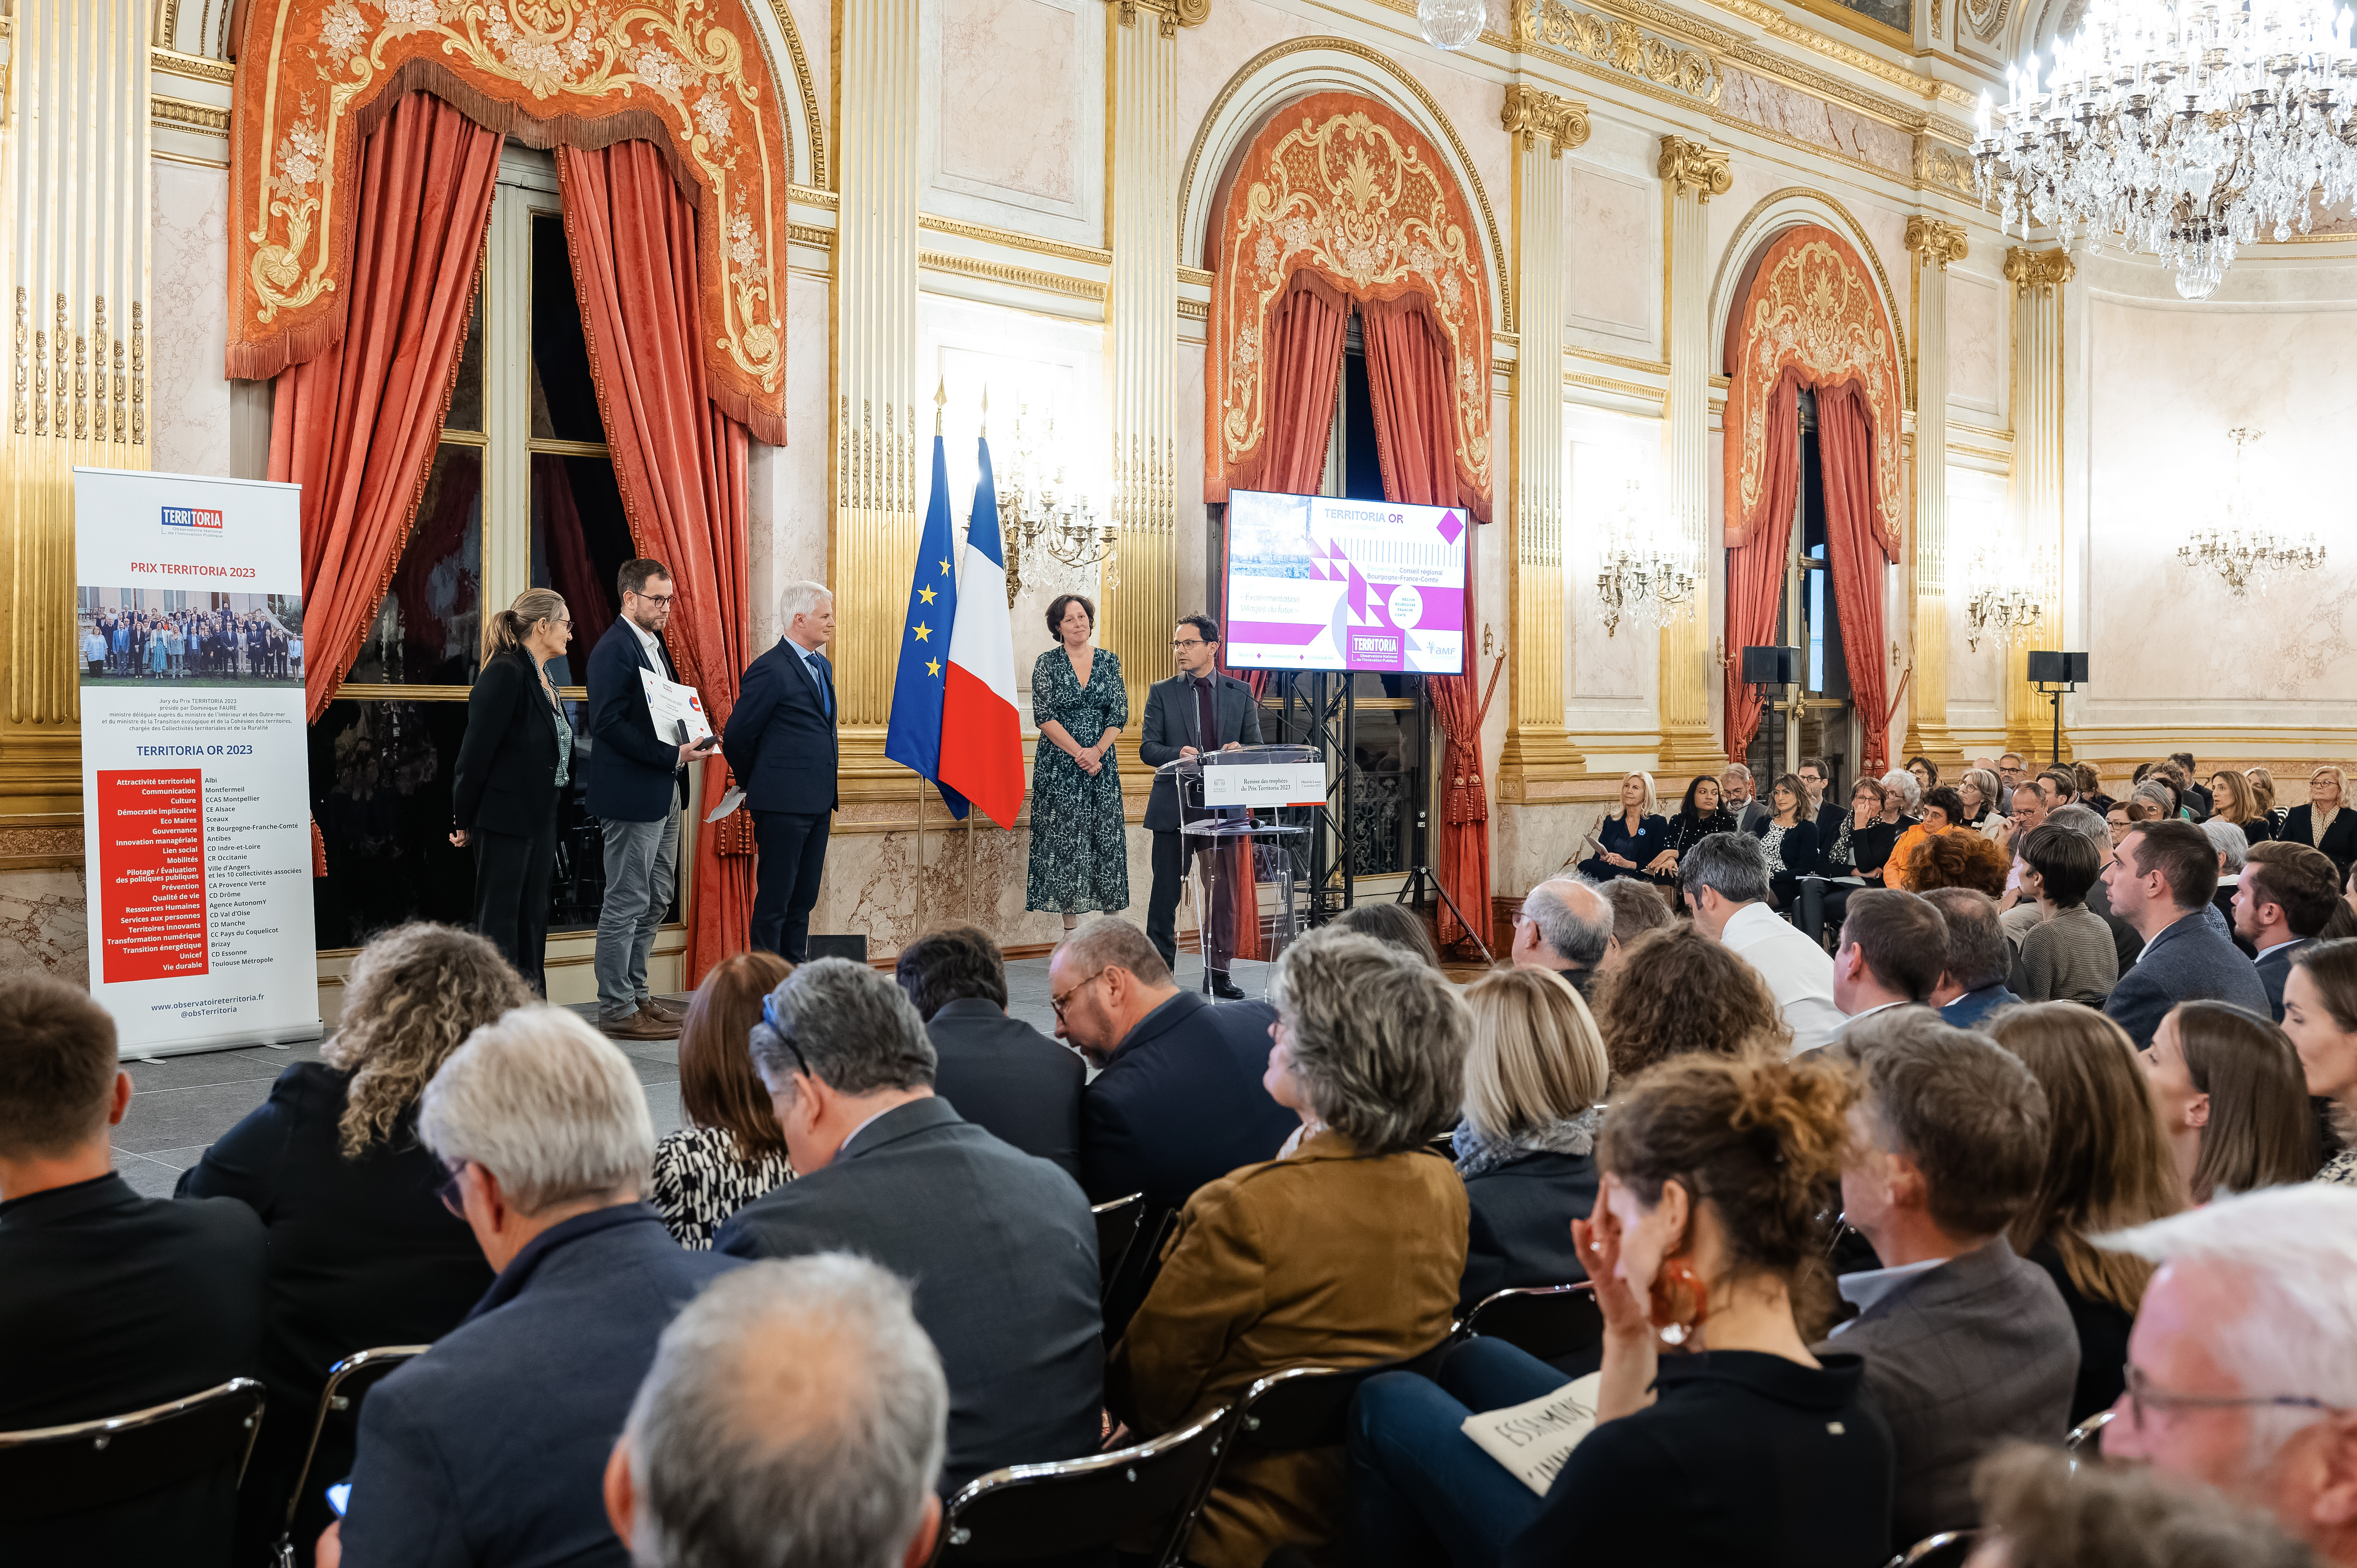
[[1513, 0, 1723, 106], [1500, 83, 1594, 155]]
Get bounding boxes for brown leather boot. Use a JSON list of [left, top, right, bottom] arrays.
[[640, 995, 688, 1022], [600, 1006, 681, 1041]]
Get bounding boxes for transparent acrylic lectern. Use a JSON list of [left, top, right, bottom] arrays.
[[1155, 745, 1321, 993]]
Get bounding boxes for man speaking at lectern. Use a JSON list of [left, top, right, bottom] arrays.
[[1138, 614, 1262, 999]]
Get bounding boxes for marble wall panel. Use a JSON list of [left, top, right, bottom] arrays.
[[1495, 800, 1610, 894], [151, 161, 234, 478], [1945, 467, 2007, 713], [750, 273, 833, 650], [1947, 271, 2004, 416], [1567, 163, 1656, 344], [0, 867, 88, 985], [939, 0, 1081, 206], [1712, 67, 1917, 184], [1564, 413, 1664, 709]]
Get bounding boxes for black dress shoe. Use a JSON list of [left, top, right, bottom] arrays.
[[1209, 973, 1246, 1000]]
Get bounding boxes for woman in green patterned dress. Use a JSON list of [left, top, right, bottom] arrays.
[[1027, 593, 1130, 929]]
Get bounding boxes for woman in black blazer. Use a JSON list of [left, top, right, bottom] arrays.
[[2281, 766, 2357, 879], [450, 589, 574, 994], [1752, 770, 1822, 913], [177, 922, 530, 1566]]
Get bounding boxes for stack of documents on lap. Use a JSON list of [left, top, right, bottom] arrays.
[[1459, 1372, 1603, 1497]]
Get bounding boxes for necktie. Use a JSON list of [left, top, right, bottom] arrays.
[[807, 650, 832, 718]]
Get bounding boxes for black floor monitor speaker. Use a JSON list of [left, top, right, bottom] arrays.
[[1741, 645, 1799, 685], [2026, 651, 2088, 685], [805, 935, 869, 963]]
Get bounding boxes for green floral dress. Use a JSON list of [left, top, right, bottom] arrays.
[[1026, 646, 1131, 915]]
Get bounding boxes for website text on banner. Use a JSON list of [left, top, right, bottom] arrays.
[[1221, 489, 1468, 676], [75, 468, 322, 1056]]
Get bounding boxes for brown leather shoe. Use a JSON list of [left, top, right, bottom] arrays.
[[600, 1007, 681, 1041], [640, 995, 688, 1022]]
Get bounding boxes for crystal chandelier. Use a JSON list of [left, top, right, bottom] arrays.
[[1961, 545, 2054, 652], [2177, 427, 2328, 593], [1970, 0, 2357, 300], [994, 399, 1116, 609], [1416, 0, 1486, 50], [1593, 480, 1697, 637]]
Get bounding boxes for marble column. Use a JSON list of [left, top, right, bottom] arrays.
[[1903, 217, 1966, 766], [1495, 86, 1589, 800], [833, 0, 922, 752], [1655, 136, 1730, 772], [2002, 245, 2072, 763]]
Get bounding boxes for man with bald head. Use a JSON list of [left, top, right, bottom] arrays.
[[1510, 878, 1617, 998]]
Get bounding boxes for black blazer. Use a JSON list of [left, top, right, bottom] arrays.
[[716, 1098, 1103, 1492], [1081, 991, 1300, 1213], [926, 997, 1086, 1180], [1138, 672, 1264, 832], [2027, 1240, 2132, 1425], [1754, 817, 1821, 879], [722, 637, 839, 816], [0, 1175, 267, 1568], [176, 1063, 496, 1559], [451, 647, 564, 837], [1457, 1148, 1598, 1318], [2281, 805, 2357, 877], [340, 1206, 735, 1568], [584, 620, 690, 823], [2257, 936, 2313, 1021]]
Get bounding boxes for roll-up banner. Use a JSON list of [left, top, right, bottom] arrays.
[[75, 468, 321, 1056]]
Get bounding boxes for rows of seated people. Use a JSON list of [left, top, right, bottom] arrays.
[[4, 770, 2355, 1568]]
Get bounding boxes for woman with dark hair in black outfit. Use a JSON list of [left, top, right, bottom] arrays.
[[1648, 775, 1736, 900], [1753, 771, 1820, 912]]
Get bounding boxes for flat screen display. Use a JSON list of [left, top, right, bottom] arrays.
[[1221, 489, 1468, 676]]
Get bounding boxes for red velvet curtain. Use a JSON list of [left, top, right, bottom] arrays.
[[1360, 293, 1492, 953], [1817, 379, 1892, 772], [1722, 370, 1802, 763], [534, 456, 617, 659], [270, 92, 501, 722], [558, 140, 754, 987]]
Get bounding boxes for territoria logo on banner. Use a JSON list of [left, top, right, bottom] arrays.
[[161, 506, 225, 530]]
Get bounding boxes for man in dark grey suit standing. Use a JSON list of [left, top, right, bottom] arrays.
[[1138, 613, 1263, 998]]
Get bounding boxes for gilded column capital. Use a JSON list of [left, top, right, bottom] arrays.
[[1501, 83, 1590, 156], [1106, 0, 1207, 36], [1904, 215, 1968, 269], [1656, 136, 1731, 201], [2002, 245, 2074, 294]]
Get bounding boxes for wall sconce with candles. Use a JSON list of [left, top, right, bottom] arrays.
[[991, 392, 1118, 609]]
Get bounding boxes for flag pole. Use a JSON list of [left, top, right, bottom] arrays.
[[918, 378, 947, 916]]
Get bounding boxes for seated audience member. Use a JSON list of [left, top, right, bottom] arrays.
[[2283, 942, 2357, 1186], [1825, 1010, 2078, 1547], [1752, 769, 1822, 909], [1924, 888, 2022, 1027], [1908, 754, 1941, 794], [2007, 781, 2054, 853], [1652, 774, 1738, 894], [1052, 919, 1296, 1212], [2211, 768, 2276, 845], [1451, 968, 1607, 1314], [603, 1256, 948, 1568], [2249, 765, 2284, 826], [2142, 1000, 2318, 1204], [648, 952, 795, 1247], [1110, 928, 1470, 1568], [1597, 877, 1672, 963], [2036, 803, 2148, 972], [1831, 888, 1950, 1033], [177, 924, 525, 1562], [1591, 923, 1791, 1082], [1508, 877, 1615, 997], [333, 1008, 735, 1568], [1890, 786, 1965, 890], [716, 959, 1102, 1492], [1986, 1004, 2182, 1421], [2039, 768, 2080, 810], [1907, 827, 2014, 897], [2171, 755, 2211, 817], [1346, 1052, 1896, 1568], [2204, 818, 2259, 958], [1997, 754, 2029, 809], [2009, 823, 2120, 1006], [1331, 900, 1443, 968], [894, 926, 1083, 1180], [0, 976, 267, 1568], [1823, 777, 1904, 931], [1959, 768, 2007, 837], [1576, 771, 1671, 884], [1967, 1441, 2325, 1568], [1802, 754, 1847, 838], [1683, 830, 1842, 1052], [2099, 1185, 2357, 1568], [1724, 761, 1769, 832], [2282, 766, 2357, 881], [2074, 761, 2115, 819], [2238, 844, 2343, 1019], [2103, 821, 2271, 1047]]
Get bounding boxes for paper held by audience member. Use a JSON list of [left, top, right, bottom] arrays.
[[640, 668, 715, 745], [1459, 1372, 1603, 1497], [706, 786, 746, 823]]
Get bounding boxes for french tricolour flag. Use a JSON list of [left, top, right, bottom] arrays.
[[936, 438, 1025, 828]]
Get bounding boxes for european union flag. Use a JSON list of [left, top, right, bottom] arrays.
[[884, 431, 969, 818]]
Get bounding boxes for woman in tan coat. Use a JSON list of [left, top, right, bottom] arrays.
[[1107, 926, 1471, 1568]]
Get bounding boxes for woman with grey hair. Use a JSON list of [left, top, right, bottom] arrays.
[[1108, 927, 1471, 1568], [1959, 767, 2008, 839]]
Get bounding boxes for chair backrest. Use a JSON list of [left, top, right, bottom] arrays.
[[1457, 1283, 1603, 1365], [0, 1377, 267, 1525], [2066, 1407, 2115, 1469], [1885, 1529, 1978, 1568], [1102, 1206, 1179, 1345], [931, 1405, 1230, 1568], [1091, 1193, 1146, 1296], [1224, 1344, 1447, 1460], [277, 1346, 428, 1546]]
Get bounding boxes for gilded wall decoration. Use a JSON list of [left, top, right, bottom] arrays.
[[1205, 94, 1492, 518], [1724, 225, 1905, 560], [226, 0, 795, 441], [1513, 0, 1723, 106]]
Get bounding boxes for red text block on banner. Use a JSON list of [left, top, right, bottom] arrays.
[[96, 770, 209, 984]]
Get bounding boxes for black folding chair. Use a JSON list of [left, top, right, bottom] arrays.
[[1091, 1193, 1147, 1298], [0, 1377, 266, 1527], [272, 1346, 427, 1566], [930, 1406, 1231, 1568], [1885, 1530, 1977, 1568], [1454, 1282, 1604, 1365], [1103, 1207, 1180, 1345]]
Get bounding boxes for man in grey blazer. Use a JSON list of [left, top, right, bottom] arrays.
[[1722, 762, 1770, 834], [1818, 1010, 2078, 1552], [714, 959, 1103, 1494], [1137, 613, 1263, 998], [2102, 820, 2271, 1048]]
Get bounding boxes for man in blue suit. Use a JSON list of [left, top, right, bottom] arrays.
[[723, 580, 839, 962], [2102, 820, 2271, 1048], [1923, 887, 2021, 1029], [586, 558, 700, 1041]]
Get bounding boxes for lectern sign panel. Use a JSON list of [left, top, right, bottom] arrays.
[[1201, 763, 1327, 808]]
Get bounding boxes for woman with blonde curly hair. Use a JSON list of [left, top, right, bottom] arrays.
[[179, 921, 532, 1562]]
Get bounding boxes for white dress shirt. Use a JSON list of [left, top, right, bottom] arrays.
[[1717, 901, 1844, 1054], [625, 614, 665, 671]]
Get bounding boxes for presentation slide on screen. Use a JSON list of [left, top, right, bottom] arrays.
[[1223, 489, 1467, 676], [76, 468, 322, 1056]]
